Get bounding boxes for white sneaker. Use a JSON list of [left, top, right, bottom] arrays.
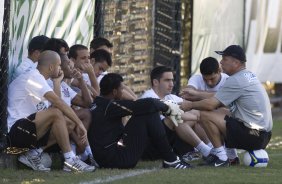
[[18, 153, 51, 172], [64, 156, 95, 172], [63, 165, 72, 172]]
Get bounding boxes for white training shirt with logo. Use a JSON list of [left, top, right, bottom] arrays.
[[7, 69, 52, 132]]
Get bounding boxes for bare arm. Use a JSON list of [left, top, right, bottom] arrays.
[[180, 97, 222, 111], [44, 91, 87, 142], [51, 71, 64, 97], [71, 69, 92, 107], [83, 63, 100, 96], [180, 86, 215, 101], [121, 85, 138, 100]]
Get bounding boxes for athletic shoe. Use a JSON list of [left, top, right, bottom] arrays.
[[86, 155, 100, 168], [64, 156, 96, 172], [182, 151, 202, 162], [163, 157, 193, 169], [212, 157, 230, 167], [201, 154, 218, 165], [18, 153, 51, 172], [229, 157, 240, 166]]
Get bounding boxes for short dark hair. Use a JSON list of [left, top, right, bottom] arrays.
[[43, 38, 69, 54], [68, 44, 88, 59], [90, 49, 112, 66], [150, 66, 173, 86], [90, 37, 113, 50], [100, 73, 123, 96], [28, 35, 50, 54], [200, 57, 220, 75]]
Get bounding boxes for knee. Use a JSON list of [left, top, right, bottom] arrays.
[[49, 108, 64, 120], [67, 120, 76, 131]]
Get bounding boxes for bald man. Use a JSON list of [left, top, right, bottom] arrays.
[[7, 50, 95, 172]]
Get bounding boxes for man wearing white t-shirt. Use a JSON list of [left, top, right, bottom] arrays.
[[181, 57, 238, 165], [181, 57, 229, 101], [69, 44, 100, 99], [90, 37, 137, 100], [8, 51, 95, 172], [47, 54, 98, 168], [11, 35, 50, 81], [140, 66, 212, 161]]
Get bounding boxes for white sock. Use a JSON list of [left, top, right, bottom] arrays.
[[207, 142, 214, 148], [226, 148, 238, 159], [79, 151, 88, 161], [196, 141, 211, 157], [64, 151, 76, 163], [70, 141, 77, 155], [214, 146, 228, 161], [85, 145, 93, 156]]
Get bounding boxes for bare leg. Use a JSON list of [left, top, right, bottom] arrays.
[[199, 108, 228, 148], [33, 108, 72, 153], [175, 121, 201, 147]]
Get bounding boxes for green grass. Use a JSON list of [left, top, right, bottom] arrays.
[[1, 119, 282, 184]]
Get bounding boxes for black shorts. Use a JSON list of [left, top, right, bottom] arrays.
[[225, 116, 272, 150], [8, 113, 51, 149]]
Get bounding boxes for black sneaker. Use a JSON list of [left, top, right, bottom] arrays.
[[199, 154, 218, 165], [163, 157, 193, 169], [86, 155, 100, 168], [212, 157, 230, 167], [229, 157, 240, 166]]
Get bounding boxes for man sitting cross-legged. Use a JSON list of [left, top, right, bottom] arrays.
[[7, 50, 95, 172]]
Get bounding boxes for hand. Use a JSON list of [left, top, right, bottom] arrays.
[[72, 68, 82, 79], [162, 100, 184, 127], [179, 88, 197, 99], [75, 123, 87, 144], [52, 70, 64, 84], [179, 101, 193, 111], [81, 63, 95, 75]]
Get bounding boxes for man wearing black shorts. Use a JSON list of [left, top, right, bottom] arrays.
[[180, 45, 272, 167], [8, 50, 94, 172]]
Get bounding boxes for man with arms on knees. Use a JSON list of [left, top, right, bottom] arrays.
[[181, 45, 272, 167], [47, 54, 98, 167], [88, 73, 191, 169], [181, 57, 239, 164], [7, 50, 95, 172], [141, 66, 211, 161]]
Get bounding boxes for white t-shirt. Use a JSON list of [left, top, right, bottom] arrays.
[[12, 57, 37, 81], [7, 69, 52, 131], [47, 80, 77, 106], [188, 73, 229, 92], [82, 73, 91, 86], [97, 71, 108, 84], [140, 89, 183, 120]]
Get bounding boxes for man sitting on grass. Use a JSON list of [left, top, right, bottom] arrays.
[[88, 73, 191, 169]]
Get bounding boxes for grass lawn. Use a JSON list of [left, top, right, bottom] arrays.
[[1, 119, 282, 184]]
